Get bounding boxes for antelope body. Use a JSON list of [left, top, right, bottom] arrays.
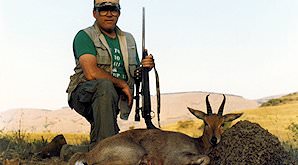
[[69, 94, 242, 165]]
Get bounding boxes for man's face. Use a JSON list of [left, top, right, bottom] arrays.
[[93, 6, 120, 33]]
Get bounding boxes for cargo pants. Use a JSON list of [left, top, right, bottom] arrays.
[[68, 79, 120, 145]]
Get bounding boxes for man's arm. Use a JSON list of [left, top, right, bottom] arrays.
[[79, 54, 132, 107]]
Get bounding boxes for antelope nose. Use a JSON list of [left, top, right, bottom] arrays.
[[211, 136, 217, 145]]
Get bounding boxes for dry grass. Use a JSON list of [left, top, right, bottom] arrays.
[[162, 120, 204, 137], [0, 132, 89, 145], [0, 132, 89, 164], [162, 93, 298, 147], [239, 102, 298, 143]]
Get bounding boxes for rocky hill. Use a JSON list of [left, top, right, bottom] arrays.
[[0, 92, 259, 133]]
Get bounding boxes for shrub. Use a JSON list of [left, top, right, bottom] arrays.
[[282, 123, 298, 163], [288, 123, 298, 138], [261, 98, 283, 107]]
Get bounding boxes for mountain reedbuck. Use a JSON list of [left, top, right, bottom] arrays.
[[69, 94, 243, 165]]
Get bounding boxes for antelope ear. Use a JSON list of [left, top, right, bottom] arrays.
[[187, 107, 207, 120], [223, 113, 243, 122]]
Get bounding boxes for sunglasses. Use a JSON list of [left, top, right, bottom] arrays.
[[94, 6, 120, 16]]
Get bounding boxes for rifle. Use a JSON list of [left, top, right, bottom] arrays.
[[134, 7, 160, 129]]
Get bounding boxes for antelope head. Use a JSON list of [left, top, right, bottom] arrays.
[[187, 94, 243, 149]]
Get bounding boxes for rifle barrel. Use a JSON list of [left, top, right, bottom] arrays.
[[141, 7, 156, 129], [142, 7, 145, 58]]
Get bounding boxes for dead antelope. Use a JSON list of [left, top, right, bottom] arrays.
[[69, 94, 243, 165]]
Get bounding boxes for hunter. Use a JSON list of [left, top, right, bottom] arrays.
[[66, 0, 155, 149]]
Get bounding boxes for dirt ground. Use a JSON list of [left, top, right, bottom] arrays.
[[1, 120, 296, 165]]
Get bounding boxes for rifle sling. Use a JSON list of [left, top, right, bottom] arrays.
[[154, 66, 161, 128]]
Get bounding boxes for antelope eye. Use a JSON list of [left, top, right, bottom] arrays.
[[221, 123, 225, 127]]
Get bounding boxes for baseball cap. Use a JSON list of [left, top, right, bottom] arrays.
[[94, 0, 120, 9]]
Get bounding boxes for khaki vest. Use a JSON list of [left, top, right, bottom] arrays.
[[66, 22, 140, 120]]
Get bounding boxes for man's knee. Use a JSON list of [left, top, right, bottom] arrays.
[[96, 79, 114, 89], [93, 79, 118, 98]]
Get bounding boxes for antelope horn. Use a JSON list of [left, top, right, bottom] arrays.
[[218, 94, 226, 116], [206, 94, 212, 115]]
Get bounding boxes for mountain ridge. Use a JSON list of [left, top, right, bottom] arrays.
[[0, 91, 261, 133]]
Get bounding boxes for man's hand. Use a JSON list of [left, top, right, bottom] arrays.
[[142, 54, 155, 70], [119, 81, 133, 108]]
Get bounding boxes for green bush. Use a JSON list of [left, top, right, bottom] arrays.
[[282, 123, 298, 163], [260, 92, 298, 107], [261, 98, 283, 107], [288, 123, 298, 141]]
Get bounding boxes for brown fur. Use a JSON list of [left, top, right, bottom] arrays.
[[37, 134, 67, 159], [69, 95, 242, 165]]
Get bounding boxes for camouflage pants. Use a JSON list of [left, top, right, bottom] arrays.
[[68, 79, 120, 145]]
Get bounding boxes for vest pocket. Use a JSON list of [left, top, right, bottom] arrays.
[[127, 46, 138, 78], [95, 46, 111, 73], [128, 46, 138, 64], [97, 54, 111, 64], [129, 65, 137, 78]]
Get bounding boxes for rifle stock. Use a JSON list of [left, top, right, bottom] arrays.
[[134, 68, 141, 122]]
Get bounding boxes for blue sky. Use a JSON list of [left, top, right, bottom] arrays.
[[0, 0, 297, 111]]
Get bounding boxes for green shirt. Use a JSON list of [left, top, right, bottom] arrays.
[[73, 30, 97, 58], [73, 30, 128, 81], [103, 33, 127, 81]]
